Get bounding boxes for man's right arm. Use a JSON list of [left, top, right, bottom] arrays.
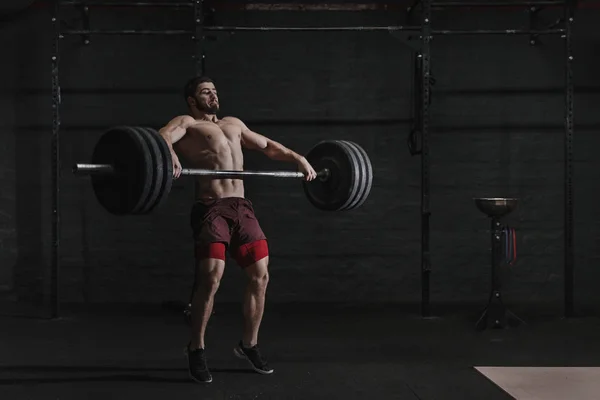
[[158, 115, 195, 152], [158, 115, 195, 178]]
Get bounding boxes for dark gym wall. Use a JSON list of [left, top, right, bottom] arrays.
[[1, 4, 600, 314]]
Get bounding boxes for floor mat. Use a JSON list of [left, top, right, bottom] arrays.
[[475, 366, 600, 400]]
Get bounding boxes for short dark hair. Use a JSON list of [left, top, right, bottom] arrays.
[[184, 76, 214, 102]]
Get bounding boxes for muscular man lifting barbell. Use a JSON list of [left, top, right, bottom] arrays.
[[160, 76, 317, 383], [72, 77, 373, 383]]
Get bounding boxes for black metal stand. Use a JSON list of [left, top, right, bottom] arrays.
[[475, 217, 525, 331]]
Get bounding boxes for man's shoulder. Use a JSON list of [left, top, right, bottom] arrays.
[[167, 114, 196, 127], [179, 115, 197, 123], [220, 116, 249, 131], [224, 115, 251, 123]]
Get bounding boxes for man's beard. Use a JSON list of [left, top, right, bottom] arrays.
[[197, 103, 219, 114]]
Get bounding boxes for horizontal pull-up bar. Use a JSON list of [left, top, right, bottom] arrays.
[[431, 1, 567, 6], [63, 29, 193, 35], [56, 0, 573, 10], [433, 28, 566, 35], [216, 1, 571, 11], [62, 27, 421, 35], [204, 26, 418, 32], [62, 27, 567, 35], [59, 1, 193, 6], [46, 0, 586, 12]]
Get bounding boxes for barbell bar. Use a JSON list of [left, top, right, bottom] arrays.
[[72, 126, 373, 215], [73, 163, 331, 180]]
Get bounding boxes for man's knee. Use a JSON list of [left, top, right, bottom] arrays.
[[201, 274, 222, 295], [197, 267, 224, 296], [251, 269, 269, 289], [245, 256, 270, 290]]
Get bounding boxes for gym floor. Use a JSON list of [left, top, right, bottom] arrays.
[[1, 303, 598, 399]]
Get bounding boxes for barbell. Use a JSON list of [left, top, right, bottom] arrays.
[[72, 126, 373, 215]]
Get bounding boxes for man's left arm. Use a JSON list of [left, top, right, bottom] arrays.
[[228, 117, 317, 181]]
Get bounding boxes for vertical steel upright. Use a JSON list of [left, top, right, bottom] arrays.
[[563, 0, 575, 318], [187, 0, 205, 312], [194, 0, 205, 76], [420, 0, 432, 318], [51, 0, 62, 319]]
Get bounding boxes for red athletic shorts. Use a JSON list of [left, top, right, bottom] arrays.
[[190, 197, 268, 268]]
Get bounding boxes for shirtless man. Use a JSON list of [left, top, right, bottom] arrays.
[[158, 76, 317, 384]]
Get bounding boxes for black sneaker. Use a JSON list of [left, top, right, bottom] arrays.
[[233, 341, 274, 375], [185, 345, 212, 383]]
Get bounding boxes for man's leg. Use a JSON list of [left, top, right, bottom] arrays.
[[187, 242, 226, 384], [231, 240, 273, 374], [242, 255, 270, 347], [190, 255, 225, 350]]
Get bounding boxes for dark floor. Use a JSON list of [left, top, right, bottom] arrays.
[[1, 302, 599, 400]]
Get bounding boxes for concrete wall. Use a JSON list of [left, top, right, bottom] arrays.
[[1, 4, 599, 315]]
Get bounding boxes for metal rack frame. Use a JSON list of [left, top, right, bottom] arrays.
[[411, 0, 576, 319], [50, 0, 206, 318], [50, 0, 577, 319]]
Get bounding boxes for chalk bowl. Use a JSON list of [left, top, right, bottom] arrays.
[[474, 197, 518, 218]]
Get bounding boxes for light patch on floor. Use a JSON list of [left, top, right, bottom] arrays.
[[475, 366, 600, 400]]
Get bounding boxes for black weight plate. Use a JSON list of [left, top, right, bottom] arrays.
[[134, 126, 164, 215], [145, 127, 173, 212], [90, 126, 153, 215], [123, 126, 155, 214], [333, 140, 364, 211], [341, 140, 373, 210], [347, 141, 373, 209], [302, 140, 356, 211]]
